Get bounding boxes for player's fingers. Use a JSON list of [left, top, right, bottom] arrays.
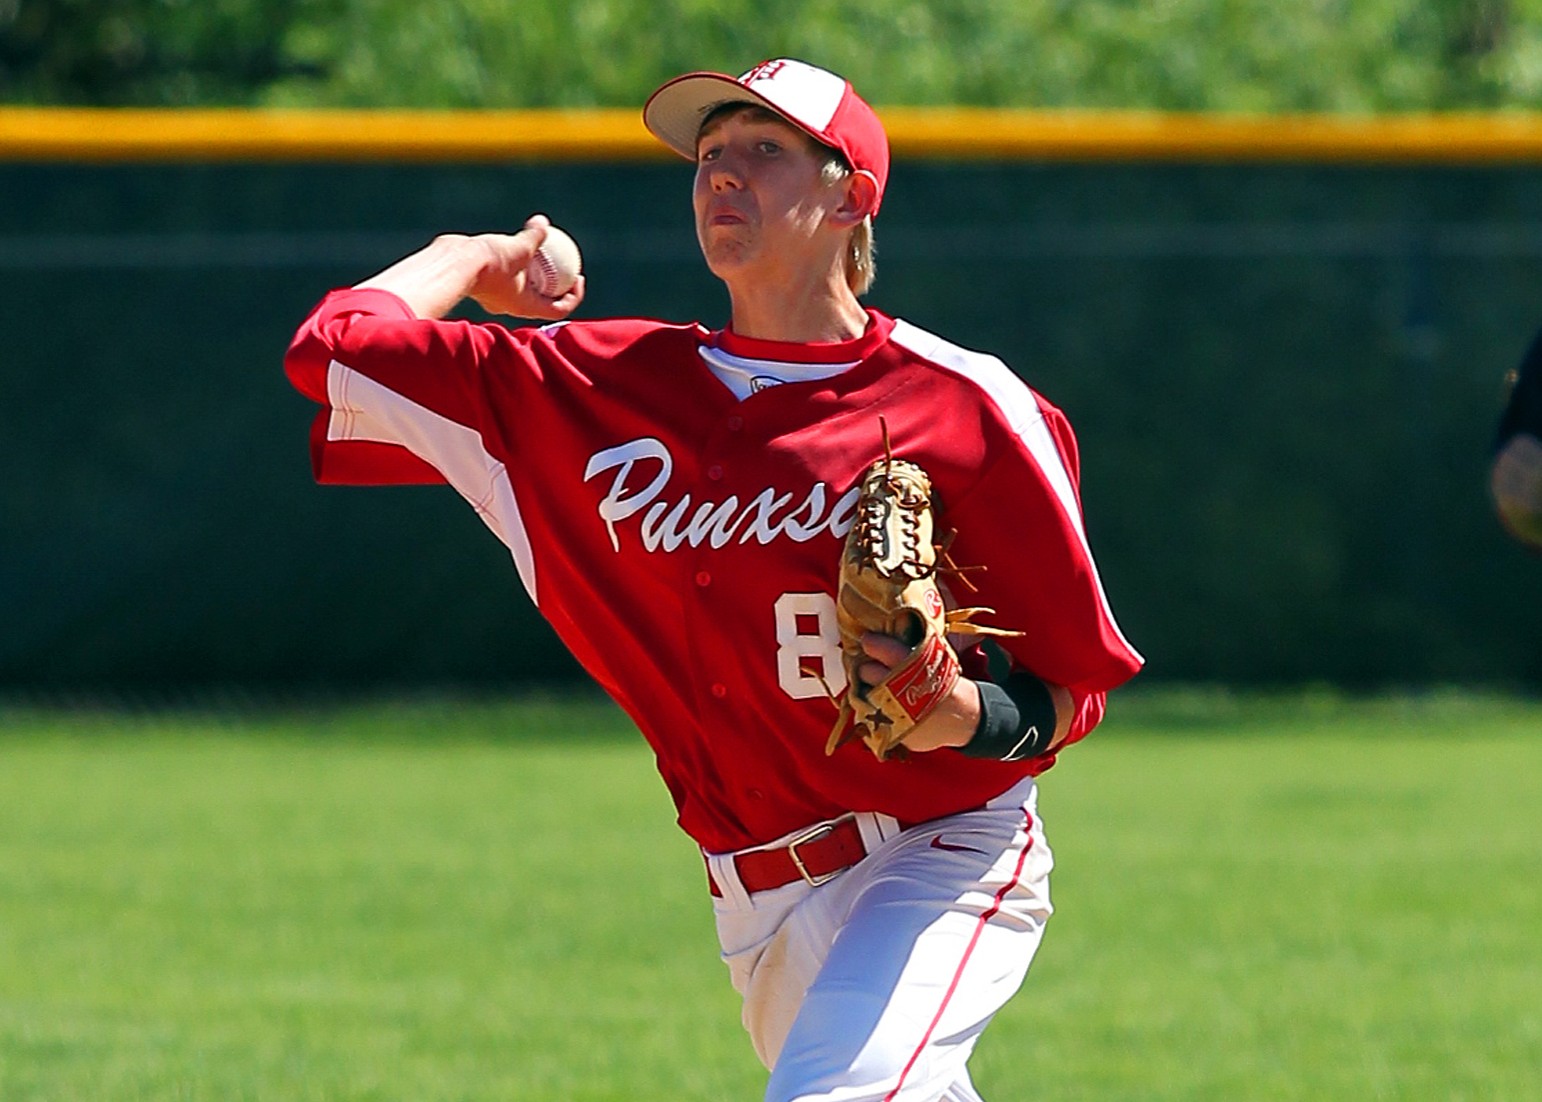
[[522, 212, 551, 239], [487, 216, 547, 271], [1493, 432, 1542, 549], [518, 273, 585, 320], [521, 278, 584, 320], [551, 272, 586, 311], [855, 658, 891, 687], [474, 231, 538, 275], [859, 631, 909, 665]]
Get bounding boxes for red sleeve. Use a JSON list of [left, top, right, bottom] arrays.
[[283, 287, 506, 486], [949, 418, 1142, 690], [285, 287, 417, 402], [1059, 688, 1107, 757], [945, 397, 1143, 761]]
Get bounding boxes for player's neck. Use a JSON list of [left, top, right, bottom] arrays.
[[725, 273, 868, 345]]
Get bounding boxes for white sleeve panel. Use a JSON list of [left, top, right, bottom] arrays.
[[326, 360, 538, 604], [888, 320, 1143, 665]]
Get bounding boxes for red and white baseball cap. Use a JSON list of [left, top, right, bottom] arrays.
[[643, 58, 890, 215]]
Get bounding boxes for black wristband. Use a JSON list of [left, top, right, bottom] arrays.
[[960, 674, 1058, 762]]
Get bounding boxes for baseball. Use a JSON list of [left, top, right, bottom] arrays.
[[527, 224, 582, 298]]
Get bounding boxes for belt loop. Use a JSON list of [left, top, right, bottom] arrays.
[[704, 849, 754, 910], [854, 810, 902, 853], [986, 774, 1039, 814]]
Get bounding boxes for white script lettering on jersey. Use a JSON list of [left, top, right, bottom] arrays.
[[583, 437, 861, 553]]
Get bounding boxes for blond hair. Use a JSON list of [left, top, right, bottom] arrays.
[[820, 158, 877, 295]]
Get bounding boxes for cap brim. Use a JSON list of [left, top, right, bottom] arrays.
[[643, 70, 817, 162]]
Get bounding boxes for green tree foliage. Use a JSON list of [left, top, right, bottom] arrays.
[[8, 0, 1542, 109], [0, 0, 326, 105]]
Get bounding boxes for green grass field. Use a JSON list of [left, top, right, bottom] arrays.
[[1, 688, 1537, 1101]]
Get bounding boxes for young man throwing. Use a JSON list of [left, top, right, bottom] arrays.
[[285, 58, 1144, 1102]]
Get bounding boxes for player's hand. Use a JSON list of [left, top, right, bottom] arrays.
[[854, 632, 981, 753], [466, 214, 586, 321]]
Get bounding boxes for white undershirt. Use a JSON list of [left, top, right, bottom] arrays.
[[698, 344, 860, 401]]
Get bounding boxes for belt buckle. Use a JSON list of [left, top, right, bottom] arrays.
[[785, 819, 843, 887]]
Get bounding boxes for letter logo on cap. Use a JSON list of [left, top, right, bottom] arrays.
[[742, 60, 789, 84]]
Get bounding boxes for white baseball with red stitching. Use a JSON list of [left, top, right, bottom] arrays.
[[527, 225, 582, 298]]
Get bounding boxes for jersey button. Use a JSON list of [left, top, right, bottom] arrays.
[[747, 788, 765, 800], [711, 683, 728, 699], [726, 415, 744, 431], [695, 571, 712, 587], [707, 464, 724, 481]]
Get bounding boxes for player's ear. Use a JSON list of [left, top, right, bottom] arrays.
[[830, 170, 880, 227]]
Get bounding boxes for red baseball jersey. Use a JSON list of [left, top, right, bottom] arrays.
[[285, 288, 1144, 853]]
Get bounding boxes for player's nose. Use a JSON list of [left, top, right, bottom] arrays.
[[709, 165, 744, 192], [704, 151, 748, 190]]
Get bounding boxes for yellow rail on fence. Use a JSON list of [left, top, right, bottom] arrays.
[[8, 107, 1542, 163]]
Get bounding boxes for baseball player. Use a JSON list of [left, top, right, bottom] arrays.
[[1492, 325, 1542, 551], [284, 58, 1143, 1102]]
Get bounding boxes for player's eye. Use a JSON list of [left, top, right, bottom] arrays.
[[697, 144, 722, 163], [757, 140, 782, 155]]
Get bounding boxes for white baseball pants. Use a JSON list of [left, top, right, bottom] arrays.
[[707, 777, 1053, 1102]]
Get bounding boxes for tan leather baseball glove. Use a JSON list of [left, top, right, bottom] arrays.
[[824, 446, 1021, 761]]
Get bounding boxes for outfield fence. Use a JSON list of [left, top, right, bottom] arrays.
[[2, 110, 1539, 692]]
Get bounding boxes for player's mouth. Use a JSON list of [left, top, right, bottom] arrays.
[[707, 204, 749, 226]]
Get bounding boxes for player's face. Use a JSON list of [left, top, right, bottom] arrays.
[[693, 108, 845, 284]]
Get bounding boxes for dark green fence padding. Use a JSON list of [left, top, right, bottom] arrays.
[[2, 159, 1537, 692]]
